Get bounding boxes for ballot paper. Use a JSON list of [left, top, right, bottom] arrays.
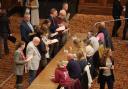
[[56, 25, 65, 32]]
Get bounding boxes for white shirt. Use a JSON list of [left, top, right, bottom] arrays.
[[85, 45, 95, 57], [27, 22, 34, 32], [89, 36, 99, 53]]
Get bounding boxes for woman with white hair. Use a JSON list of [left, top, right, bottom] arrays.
[[51, 60, 82, 89]]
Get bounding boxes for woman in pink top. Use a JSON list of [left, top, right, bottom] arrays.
[[96, 32, 105, 43]]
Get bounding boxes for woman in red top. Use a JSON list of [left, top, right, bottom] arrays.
[[52, 60, 82, 89]]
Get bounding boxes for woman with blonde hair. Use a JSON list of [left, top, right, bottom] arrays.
[[98, 48, 115, 89]]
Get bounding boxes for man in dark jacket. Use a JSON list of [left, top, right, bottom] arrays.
[[0, 9, 11, 58], [122, 1, 128, 40], [66, 53, 82, 80], [20, 13, 35, 44], [112, 0, 123, 37], [48, 8, 59, 58]]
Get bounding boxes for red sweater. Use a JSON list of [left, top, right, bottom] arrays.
[[53, 67, 73, 87]]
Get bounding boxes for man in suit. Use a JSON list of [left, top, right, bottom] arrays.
[[112, 0, 123, 37], [0, 9, 11, 58], [20, 13, 35, 44], [26, 37, 41, 85], [48, 8, 59, 58]]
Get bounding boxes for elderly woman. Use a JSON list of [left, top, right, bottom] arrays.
[[14, 41, 31, 89], [52, 60, 82, 89]]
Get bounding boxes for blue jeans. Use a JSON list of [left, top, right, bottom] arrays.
[[29, 70, 37, 85]]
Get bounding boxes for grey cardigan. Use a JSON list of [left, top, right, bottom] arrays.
[[14, 50, 26, 75]]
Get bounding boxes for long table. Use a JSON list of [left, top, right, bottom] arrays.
[[27, 33, 85, 89]]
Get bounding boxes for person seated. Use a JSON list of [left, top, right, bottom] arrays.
[[51, 60, 82, 89], [66, 53, 82, 80]]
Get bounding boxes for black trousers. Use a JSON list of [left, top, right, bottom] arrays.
[[16, 75, 23, 84], [112, 17, 121, 37], [100, 75, 114, 89], [29, 70, 37, 85], [0, 33, 9, 55], [49, 36, 59, 59], [122, 22, 128, 40]]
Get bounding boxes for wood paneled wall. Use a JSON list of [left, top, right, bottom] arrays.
[[78, 0, 126, 15], [1, 0, 17, 10]]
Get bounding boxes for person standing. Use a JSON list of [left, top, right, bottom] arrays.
[[26, 37, 41, 84], [98, 48, 115, 89], [14, 41, 31, 89], [26, 0, 40, 26], [20, 13, 35, 44], [112, 0, 123, 37], [48, 8, 59, 58], [122, 0, 128, 40], [62, 2, 70, 22], [87, 31, 99, 53], [98, 22, 114, 51], [0, 9, 11, 58]]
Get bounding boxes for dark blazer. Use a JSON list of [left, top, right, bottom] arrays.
[[78, 59, 88, 89], [125, 2, 128, 23], [48, 15, 58, 33], [112, 0, 123, 18], [20, 20, 33, 43], [67, 59, 82, 79], [98, 57, 115, 83], [37, 40, 47, 60], [78, 59, 88, 73], [0, 15, 10, 35]]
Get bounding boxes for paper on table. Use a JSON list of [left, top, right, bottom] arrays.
[[56, 25, 65, 31]]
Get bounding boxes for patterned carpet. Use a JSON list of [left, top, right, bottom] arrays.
[[0, 14, 128, 89]]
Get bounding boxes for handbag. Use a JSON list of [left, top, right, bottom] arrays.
[[8, 35, 16, 43]]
